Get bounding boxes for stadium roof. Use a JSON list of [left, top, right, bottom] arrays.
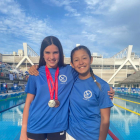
[[120, 70, 140, 84]]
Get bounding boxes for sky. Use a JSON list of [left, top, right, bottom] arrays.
[[0, 0, 140, 57]]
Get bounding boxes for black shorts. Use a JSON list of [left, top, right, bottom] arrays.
[[27, 132, 47, 140], [27, 131, 66, 140], [47, 131, 66, 140]]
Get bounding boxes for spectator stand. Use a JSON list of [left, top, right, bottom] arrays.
[[0, 81, 27, 94], [0, 62, 28, 91], [113, 87, 140, 98]]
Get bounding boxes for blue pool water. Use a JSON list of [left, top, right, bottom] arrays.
[[0, 94, 140, 140], [0, 104, 24, 140], [109, 95, 140, 140], [0, 93, 26, 140], [0, 94, 26, 112]]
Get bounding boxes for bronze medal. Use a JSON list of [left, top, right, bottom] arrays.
[[55, 100, 60, 108]]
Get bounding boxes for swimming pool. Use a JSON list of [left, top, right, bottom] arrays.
[[0, 93, 26, 140], [0, 104, 24, 140], [109, 95, 140, 139], [0, 93, 26, 112], [0, 94, 140, 140]]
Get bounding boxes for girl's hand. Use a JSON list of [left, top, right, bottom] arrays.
[[108, 87, 115, 100], [28, 65, 39, 76], [20, 130, 28, 140]]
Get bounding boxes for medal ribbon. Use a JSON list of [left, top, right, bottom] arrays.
[[45, 66, 59, 100]]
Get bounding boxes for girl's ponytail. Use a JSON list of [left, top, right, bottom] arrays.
[[90, 67, 101, 90]]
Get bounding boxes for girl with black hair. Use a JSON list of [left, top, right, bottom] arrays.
[[66, 46, 113, 140], [20, 36, 78, 140]]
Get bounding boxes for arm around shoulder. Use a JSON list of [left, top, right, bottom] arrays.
[[28, 65, 39, 76]]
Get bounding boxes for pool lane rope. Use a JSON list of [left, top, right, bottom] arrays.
[[108, 130, 119, 140], [114, 103, 140, 116], [0, 102, 25, 113], [0, 94, 26, 102], [114, 97, 140, 105]]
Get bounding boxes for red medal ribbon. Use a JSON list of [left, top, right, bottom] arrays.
[[45, 66, 59, 100]]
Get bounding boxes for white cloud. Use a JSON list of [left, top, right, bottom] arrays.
[[82, 31, 96, 42], [84, 0, 140, 16], [42, 0, 140, 56], [0, 0, 80, 56], [84, 0, 113, 15], [86, 0, 100, 6], [74, 0, 140, 57], [43, 0, 75, 7], [42, 0, 80, 17], [64, 5, 80, 16], [0, 0, 140, 58], [0, 0, 61, 54], [0, 0, 24, 16], [109, 0, 140, 12]]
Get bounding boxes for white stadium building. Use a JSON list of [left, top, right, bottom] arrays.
[[1, 43, 140, 87]]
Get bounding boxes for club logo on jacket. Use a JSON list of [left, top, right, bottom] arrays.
[[83, 90, 92, 100], [59, 75, 67, 83]]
